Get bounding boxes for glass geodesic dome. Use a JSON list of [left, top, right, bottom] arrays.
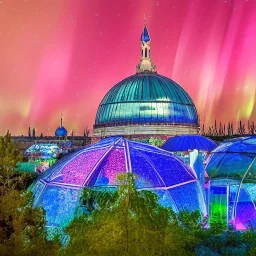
[[161, 135, 217, 208], [25, 144, 61, 159], [205, 136, 256, 229], [30, 136, 206, 228]]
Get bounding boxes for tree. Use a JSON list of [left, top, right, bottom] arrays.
[[214, 120, 217, 136], [32, 128, 36, 138], [82, 127, 91, 146], [84, 127, 90, 137], [201, 124, 205, 135], [237, 120, 246, 135], [0, 191, 60, 256], [0, 130, 24, 194], [219, 122, 223, 135], [61, 173, 198, 256], [0, 131, 60, 255], [248, 121, 255, 135]]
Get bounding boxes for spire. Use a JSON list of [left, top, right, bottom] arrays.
[[60, 113, 63, 127], [141, 26, 150, 42], [136, 15, 157, 73], [141, 14, 150, 42]]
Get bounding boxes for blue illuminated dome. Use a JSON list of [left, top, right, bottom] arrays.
[[162, 135, 217, 152], [55, 127, 67, 137], [30, 136, 206, 228], [55, 115, 67, 137]]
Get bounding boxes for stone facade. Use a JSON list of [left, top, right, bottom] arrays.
[[93, 124, 199, 138]]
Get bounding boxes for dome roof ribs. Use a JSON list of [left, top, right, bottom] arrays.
[[83, 137, 123, 186], [94, 73, 199, 128], [132, 146, 179, 211], [124, 139, 132, 173]]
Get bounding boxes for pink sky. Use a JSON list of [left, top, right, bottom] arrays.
[[0, 0, 255, 135]]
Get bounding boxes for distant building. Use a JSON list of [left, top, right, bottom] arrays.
[[55, 114, 68, 138], [93, 19, 199, 141]]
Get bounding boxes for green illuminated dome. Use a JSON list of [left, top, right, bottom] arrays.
[[95, 73, 198, 126]]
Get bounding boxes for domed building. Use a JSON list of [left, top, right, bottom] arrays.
[[93, 22, 199, 140], [55, 114, 68, 138], [30, 136, 206, 228], [205, 136, 256, 230], [162, 135, 217, 153]]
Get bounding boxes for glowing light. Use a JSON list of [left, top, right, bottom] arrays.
[[244, 79, 255, 119]]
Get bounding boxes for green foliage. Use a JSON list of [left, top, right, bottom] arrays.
[[148, 137, 163, 147], [0, 131, 34, 194], [0, 131, 21, 170], [0, 131, 60, 255], [0, 131, 36, 196], [172, 210, 256, 255], [242, 229, 256, 255], [0, 191, 60, 256], [61, 173, 198, 256]]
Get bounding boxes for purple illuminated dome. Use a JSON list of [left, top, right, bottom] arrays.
[[30, 137, 206, 227]]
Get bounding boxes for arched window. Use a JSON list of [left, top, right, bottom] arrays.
[[149, 50, 150, 57], [142, 49, 143, 57], [145, 48, 148, 58]]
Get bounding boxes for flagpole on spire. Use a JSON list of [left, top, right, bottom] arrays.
[[60, 113, 63, 127], [144, 13, 146, 26]]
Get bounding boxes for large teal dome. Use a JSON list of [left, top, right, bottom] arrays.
[[95, 73, 199, 126]]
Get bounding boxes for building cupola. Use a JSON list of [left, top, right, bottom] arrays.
[[136, 15, 157, 73]]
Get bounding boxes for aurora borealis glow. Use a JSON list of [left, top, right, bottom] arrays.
[[0, 0, 255, 135]]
